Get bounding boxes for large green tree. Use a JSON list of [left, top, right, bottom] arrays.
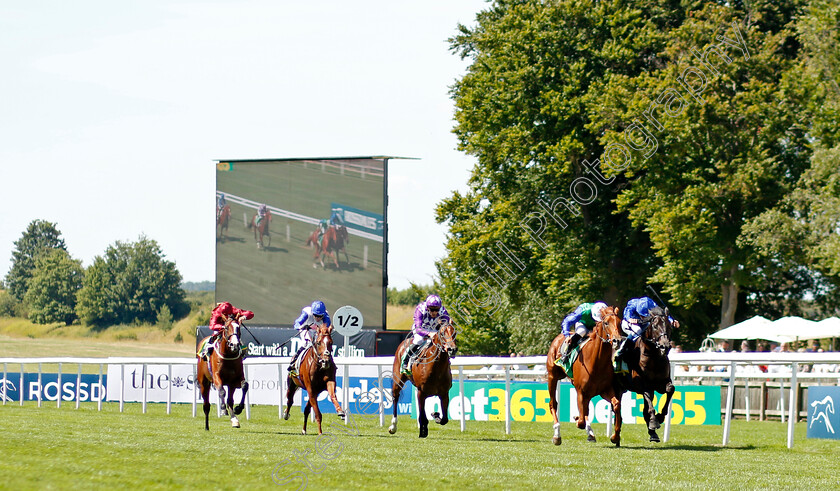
[[4, 220, 67, 301], [76, 236, 188, 327], [439, 0, 840, 353], [23, 249, 84, 325]]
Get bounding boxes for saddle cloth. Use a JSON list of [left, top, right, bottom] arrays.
[[294, 346, 313, 373]]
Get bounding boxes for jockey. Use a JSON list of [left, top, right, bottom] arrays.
[[288, 300, 332, 377], [558, 302, 607, 364], [216, 193, 227, 220], [316, 219, 329, 245], [201, 301, 254, 360], [256, 203, 268, 226], [329, 209, 345, 227], [614, 297, 679, 361], [401, 294, 451, 375]]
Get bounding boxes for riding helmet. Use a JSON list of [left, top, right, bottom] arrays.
[[311, 300, 327, 316]]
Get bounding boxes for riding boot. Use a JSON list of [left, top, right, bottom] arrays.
[[559, 333, 581, 364], [288, 347, 304, 376], [614, 337, 631, 362], [402, 344, 420, 375]]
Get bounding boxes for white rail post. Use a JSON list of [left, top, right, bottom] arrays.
[[166, 364, 172, 415], [120, 364, 125, 413], [97, 364, 103, 412], [744, 377, 750, 422], [459, 366, 466, 432], [75, 363, 82, 409], [278, 364, 284, 420], [377, 364, 384, 427], [787, 362, 798, 449], [286, 224, 291, 242], [663, 361, 675, 442], [19, 363, 24, 406], [504, 365, 511, 435], [142, 364, 148, 414], [722, 361, 736, 446], [37, 363, 42, 408], [57, 362, 62, 409]]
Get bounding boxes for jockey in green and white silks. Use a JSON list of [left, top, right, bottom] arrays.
[[256, 203, 268, 226], [558, 302, 607, 364]]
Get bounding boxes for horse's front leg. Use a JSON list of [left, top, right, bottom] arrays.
[[302, 399, 312, 435], [642, 391, 660, 442], [283, 376, 298, 421], [227, 385, 240, 428], [234, 380, 249, 415], [609, 392, 622, 447], [218, 385, 228, 416], [433, 390, 449, 425], [326, 380, 345, 420], [655, 380, 676, 426], [311, 392, 325, 435], [575, 390, 596, 442], [417, 391, 429, 438]]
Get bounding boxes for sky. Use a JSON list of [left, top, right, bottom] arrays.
[[0, 0, 488, 290]]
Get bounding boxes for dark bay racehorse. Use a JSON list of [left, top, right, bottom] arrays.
[[248, 211, 271, 249], [307, 225, 349, 269], [196, 318, 249, 430], [389, 322, 457, 438], [217, 205, 230, 240], [546, 306, 624, 446], [615, 307, 676, 442], [283, 324, 346, 435]]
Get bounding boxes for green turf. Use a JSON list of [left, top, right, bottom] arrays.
[[1, 402, 838, 490], [216, 160, 385, 327]]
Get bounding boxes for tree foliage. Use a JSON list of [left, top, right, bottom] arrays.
[[439, 0, 840, 353], [23, 249, 84, 325], [76, 236, 188, 327], [4, 220, 67, 301]]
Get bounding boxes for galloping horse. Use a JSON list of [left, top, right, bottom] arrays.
[[389, 322, 458, 438], [248, 210, 271, 249], [217, 205, 231, 240], [615, 306, 676, 442], [196, 318, 249, 430], [306, 225, 349, 269], [283, 324, 346, 435], [546, 306, 624, 446]]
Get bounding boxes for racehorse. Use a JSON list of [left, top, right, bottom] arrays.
[[248, 210, 271, 249], [388, 322, 457, 438], [615, 306, 676, 442], [217, 205, 231, 240], [306, 225, 349, 269], [196, 317, 249, 431], [546, 306, 624, 446], [283, 324, 346, 435]]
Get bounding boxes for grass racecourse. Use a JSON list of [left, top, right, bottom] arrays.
[[1, 400, 838, 490]]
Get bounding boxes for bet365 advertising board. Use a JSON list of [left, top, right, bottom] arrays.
[[413, 381, 720, 425]]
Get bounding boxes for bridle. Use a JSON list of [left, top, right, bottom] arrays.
[[313, 326, 334, 370], [594, 309, 622, 345], [643, 314, 672, 356], [215, 319, 243, 361]]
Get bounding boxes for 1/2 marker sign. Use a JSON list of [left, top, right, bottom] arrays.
[[333, 306, 364, 337]]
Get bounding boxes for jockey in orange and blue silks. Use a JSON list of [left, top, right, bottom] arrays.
[[614, 296, 679, 361], [288, 300, 331, 376], [401, 294, 451, 374], [558, 302, 607, 364]]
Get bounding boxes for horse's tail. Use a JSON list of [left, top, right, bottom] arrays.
[[247, 217, 253, 229]]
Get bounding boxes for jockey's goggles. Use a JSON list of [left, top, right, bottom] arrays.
[[428, 307, 440, 313]]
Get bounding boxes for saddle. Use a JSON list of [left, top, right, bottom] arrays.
[[554, 339, 587, 375], [293, 346, 313, 374]]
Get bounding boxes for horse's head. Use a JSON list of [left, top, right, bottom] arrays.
[[314, 324, 334, 370], [435, 321, 458, 358], [644, 307, 673, 356], [338, 225, 349, 243], [220, 318, 242, 358], [596, 306, 623, 347]]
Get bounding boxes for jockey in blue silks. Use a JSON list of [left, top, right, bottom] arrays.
[[329, 209, 344, 227], [288, 300, 332, 377], [558, 302, 607, 364], [614, 296, 679, 361], [216, 193, 227, 220]]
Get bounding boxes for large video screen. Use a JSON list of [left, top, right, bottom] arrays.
[[215, 158, 386, 328]]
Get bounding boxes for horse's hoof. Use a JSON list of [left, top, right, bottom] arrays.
[[337, 411, 346, 420], [283, 411, 290, 421], [312, 264, 317, 269], [301, 429, 306, 435], [648, 420, 660, 431], [234, 405, 244, 415], [552, 436, 562, 445], [231, 417, 240, 428], [649, 432, 660, 443], [388, 425, 397, 434], [419, 426, 428, 438], [587, 435, 597, 443]]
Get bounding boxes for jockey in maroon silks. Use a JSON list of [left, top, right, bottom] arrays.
[[201, 301, 254, 359]]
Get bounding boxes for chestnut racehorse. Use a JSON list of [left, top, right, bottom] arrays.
[[307, 225, 349, 269], [196, 318, 249, 430], [388, 322, 457, 438], [546, 306, 624, 446], [615, 306, 676, 442], [283, 324, 346, 435], [217, 205, 230, 240], [248, 210, 271, 249]]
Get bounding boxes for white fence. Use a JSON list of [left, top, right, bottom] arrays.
[[3, 352, 840, 449]]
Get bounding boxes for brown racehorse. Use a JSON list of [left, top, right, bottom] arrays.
[[283, 324, 346, 435], [388, 322, 457, 438], [217, 205, 231, 240], [615, 307, 676, 442], [306, 225, 349, 269], [248, 210, 271, 249], [546, 306, 624, 446], [196, 317, 249, 431]]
